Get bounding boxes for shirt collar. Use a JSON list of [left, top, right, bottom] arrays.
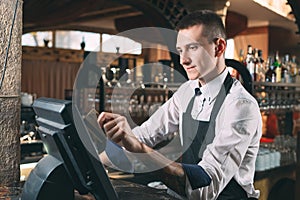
[[193, 68, 229, 103]]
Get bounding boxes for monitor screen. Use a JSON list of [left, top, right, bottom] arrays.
[[25, 97, 118, 200]]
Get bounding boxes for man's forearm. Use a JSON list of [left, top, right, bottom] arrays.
[[159, 162, 186, 196], [140, 143, 186, 196]]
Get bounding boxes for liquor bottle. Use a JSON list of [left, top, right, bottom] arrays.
[[239, 49, 245, 64], [265, 57, 276, 83], [291, 55, 298, 83], [281, 54, 291, 83], [256, 49, 265, 82], [293, 56, 300, 85], [245, 45, 255, 81], [253, 48, 259, 81], [273, 51, 282, 83], [244, 45, 252, 66]]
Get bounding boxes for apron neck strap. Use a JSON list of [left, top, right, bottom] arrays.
[[209, 73, 233, 122]]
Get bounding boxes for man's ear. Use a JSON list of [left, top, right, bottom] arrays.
[[214, 38, 226, 57]]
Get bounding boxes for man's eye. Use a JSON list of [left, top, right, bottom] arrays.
[[189, 45, 198, 50], [177, 49, 183, 54]]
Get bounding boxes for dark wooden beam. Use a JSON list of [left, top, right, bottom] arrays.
[[225, 11, 247, 38], [75, 6, 141, 23], [115, 14, 155, 32], [24, 0, 96, 24], [23, 24, 117, 35], [287, 0, 300, 34], [237, 26, 269, 35]]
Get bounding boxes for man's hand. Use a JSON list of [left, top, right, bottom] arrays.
[[97, 112, 143, 152], [98, 112, 186, 196]]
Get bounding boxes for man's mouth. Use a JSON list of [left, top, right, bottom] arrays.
[[186, 65, 196, 71]]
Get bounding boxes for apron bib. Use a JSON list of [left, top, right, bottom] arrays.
[[182, 73, 248, 199]]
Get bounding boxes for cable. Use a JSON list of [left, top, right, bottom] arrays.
[[0, 0, 19, 90]]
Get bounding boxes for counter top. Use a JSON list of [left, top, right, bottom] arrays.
[[74, 179, 179, 200]]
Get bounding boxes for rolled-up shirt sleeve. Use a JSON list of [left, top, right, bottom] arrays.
[[132, 81, 193, 147], [132, 95, 180, 147], [182, 163, 211, 189]]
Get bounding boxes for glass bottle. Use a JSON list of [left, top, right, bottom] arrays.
[[256, 49, 265, 82], [244, 45, 252, 66], [239, 49, 245, 63], [291, 56, 299, 84], [281, 54, 292, 83], [273, 51, 282, 83], [265, 57, 276, 83], [245, 45, 255, 81], [289, 55, 297, 83]]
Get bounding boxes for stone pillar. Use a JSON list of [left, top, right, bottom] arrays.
[[0, 0, 22, 186]]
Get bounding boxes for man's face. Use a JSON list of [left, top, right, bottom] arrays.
[[176, 25, 217, 81]]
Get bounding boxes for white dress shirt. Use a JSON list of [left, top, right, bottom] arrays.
[[132, 68, 262, 199]]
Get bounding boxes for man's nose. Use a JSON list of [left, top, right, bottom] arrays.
[[181, 53, 191, 65]]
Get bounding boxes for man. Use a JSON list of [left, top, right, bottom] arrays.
[[98, 10, 262, 200]]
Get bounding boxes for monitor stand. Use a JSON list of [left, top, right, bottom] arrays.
[[21, 155, 74, 200]]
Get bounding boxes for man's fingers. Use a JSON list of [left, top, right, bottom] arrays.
[[97, 112, 120, 128], [102, 115, 127, 132], [97, 112, 130, 145], [103, 119, 117, 134], [108, 129, 123, 144], [97, 112, 108, 128], [104, 125, 123, 144]]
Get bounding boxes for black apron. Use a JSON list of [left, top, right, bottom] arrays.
[[182, 73, 248, 200]]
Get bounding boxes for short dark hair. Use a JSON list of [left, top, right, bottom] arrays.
[[176, 10, 227, 42]]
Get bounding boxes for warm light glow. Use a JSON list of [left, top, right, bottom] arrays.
[[225, 39, 235, 59], [252, 0, 295, 21], [22, 31, 52, 47], [102, 34, 142, 55], [56, 31, 100, 51], [22, 31, 142, 55]]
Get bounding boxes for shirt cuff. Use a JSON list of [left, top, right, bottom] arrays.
[[182, 163, 211, 190]]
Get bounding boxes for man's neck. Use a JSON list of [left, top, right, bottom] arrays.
[[198, 66, 226, 86]]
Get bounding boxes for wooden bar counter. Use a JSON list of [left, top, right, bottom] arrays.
[[74, 179, 179, 200]]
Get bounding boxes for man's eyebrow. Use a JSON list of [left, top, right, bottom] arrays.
[[176, 42, 200, 50], [177, 42, 199, 48], [186, 42, 200, 46]]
